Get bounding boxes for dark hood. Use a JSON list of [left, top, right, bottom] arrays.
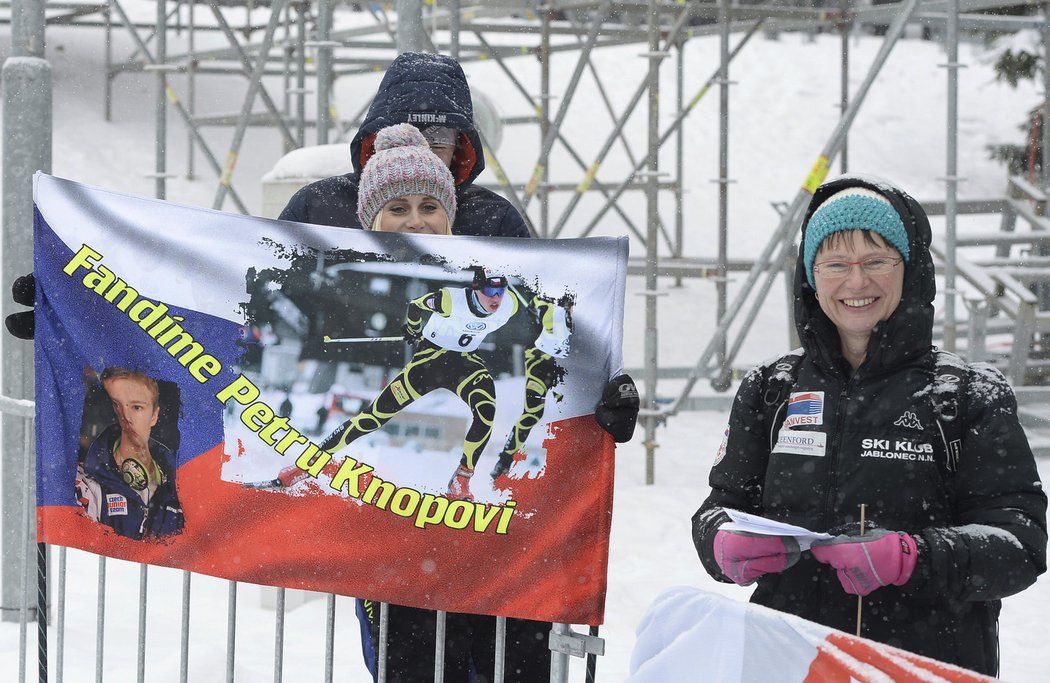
[[349, 52, 484, 187], [793, 174, 936, 375]]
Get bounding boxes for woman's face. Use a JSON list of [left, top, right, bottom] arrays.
[[378, 195, 449, 234], [813, 230, 904, 342]]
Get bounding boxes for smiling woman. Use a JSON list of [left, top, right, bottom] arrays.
[[691, 174, 1047, 677], [355, 123, 456, 235]]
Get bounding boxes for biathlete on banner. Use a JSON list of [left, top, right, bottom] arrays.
[[491, 294, 572, 481], [314, 267, 524, 501]]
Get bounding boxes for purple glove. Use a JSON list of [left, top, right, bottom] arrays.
[[713, 529, 801, 585], [810, 530, 918, 597]]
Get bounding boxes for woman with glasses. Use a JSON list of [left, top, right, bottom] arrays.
[[691, 175, 1046, 675]]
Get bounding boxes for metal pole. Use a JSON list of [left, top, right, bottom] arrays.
[[1, 0, 48, 625], [494, 615, 506, 683], [546, 4, 695, 240], [714, 0, 731, 388], [226, 581, 237, 683], [154, 0, 168, 199], [377, 602, 389, 683], [323, 595, 336, 683], [396, 0, 426, 52], [643, 0, 661, 485], [668, 0, 922, 409], [186, 1, 197, 179], [548, 623, 570, 683], [180, 572, 191, 683], [17, 422, 33, 683], [57, 547, 66, 683], [943, 0, 962, 352], [434, 610, 446, 683], [572, 20, 765, 240], [104, 5, 113, 121], [1041, 2, 1050, 310], [674, 39, 685, 287], [137, 565, 148, 683], [106, 0, 250, 213], [273, 588, 285, 683], [317, 0, 333, 144], [539, 8, 551, 237], [292, 2, 307, 148], [212, 0, 289, 210], [839, 0, 850, 173], [524, 0, 614, 211], [450, 0, 461, 60], [96, 557, 106, 683]]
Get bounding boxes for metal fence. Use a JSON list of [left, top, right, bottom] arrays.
[[0, 395, 601, 683]]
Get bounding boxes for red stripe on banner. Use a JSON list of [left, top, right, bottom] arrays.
[[39, 414, 615, 625], [804, 632, 995, 682]]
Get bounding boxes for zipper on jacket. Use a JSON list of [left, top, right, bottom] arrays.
[[822, 375, 854, 531]]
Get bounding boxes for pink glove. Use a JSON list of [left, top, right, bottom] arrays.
[[810, 530, 918, 597], [713, 529, 801, 585]]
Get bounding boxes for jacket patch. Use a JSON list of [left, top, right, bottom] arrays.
[[772, 430, 826, 457], [783, 391, 824, 428], [713, 426, 729, 466], [106, 493, 129, 517], [860, 438, 935, 462], [893, 410, 924, 430]]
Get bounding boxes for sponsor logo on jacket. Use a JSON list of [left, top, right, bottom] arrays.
[[783, 391, 824, 428], [893, 410, 924, 430], [860, 438, 935, 462], [106, 493, 128, 516], [772, 429, 826, 457], [406, 112, 449, 124]]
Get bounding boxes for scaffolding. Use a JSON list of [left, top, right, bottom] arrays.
[[5, 0, 1050, 461], [5, 1, 1050, 677]]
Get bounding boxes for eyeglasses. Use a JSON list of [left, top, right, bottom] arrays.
[[812, 256, 903, 279], [481, 286, 506, 297]]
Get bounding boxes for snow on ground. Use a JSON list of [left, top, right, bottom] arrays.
[[2, 5, 1050, 681]]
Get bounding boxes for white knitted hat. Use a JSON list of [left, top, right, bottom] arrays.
[[356, 123, 457, 230]]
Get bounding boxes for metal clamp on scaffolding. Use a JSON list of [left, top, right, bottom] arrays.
[[549, 627, 605, 659]]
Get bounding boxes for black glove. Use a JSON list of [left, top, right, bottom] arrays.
[[595, 373, 639, 443], [401, 322, 422, 344], [5, 273, 35, 340]]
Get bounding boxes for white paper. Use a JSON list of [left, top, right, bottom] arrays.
[[721, 508, 834, 551]]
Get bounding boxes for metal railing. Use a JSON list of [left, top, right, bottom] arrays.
[[0, 393, 603, 683]]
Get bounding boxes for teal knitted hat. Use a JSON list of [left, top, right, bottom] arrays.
[[803, 187, 909, 288]]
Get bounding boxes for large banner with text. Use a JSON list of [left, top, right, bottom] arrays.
[[33, 173, 627, 625]]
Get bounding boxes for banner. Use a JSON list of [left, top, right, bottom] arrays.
[[628, 588, 995, 682], [33, 173, 628, 625]]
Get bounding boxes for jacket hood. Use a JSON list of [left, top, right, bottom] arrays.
[[350, 52, 484, 187], [793, 174, 936, 374]]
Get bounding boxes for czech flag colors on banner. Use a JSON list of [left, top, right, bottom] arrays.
[[33, 173, 628, 625], [628, 588, 995, 683]]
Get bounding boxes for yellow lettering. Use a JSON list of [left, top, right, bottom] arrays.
[[216, 375, 260, 405], [241, 402, 274, 433], [414, 494, 449, 529], [63, 244, 102, 276]]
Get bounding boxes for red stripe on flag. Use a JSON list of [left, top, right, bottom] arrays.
[[38, 414, 615, 624]]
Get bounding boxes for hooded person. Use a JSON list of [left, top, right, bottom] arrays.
[[279, 51, 528, 239], [690, 174, 1047, 676]]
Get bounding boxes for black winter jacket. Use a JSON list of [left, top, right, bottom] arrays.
[[692, 175, 1047, 676], [279, 52, 529, 239], [80, 424, 184, 540]]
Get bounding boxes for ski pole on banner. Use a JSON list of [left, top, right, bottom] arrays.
[[322, 335, 403, 344]]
